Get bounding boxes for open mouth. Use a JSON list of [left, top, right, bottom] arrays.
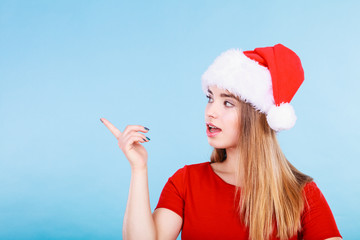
[[207, 123, 222, 133]]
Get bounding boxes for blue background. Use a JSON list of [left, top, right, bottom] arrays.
[[1, 0, 359, 239]]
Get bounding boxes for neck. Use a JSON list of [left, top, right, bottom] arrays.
[[224, 146, 245, 187], [222, 147, 244, 175], [210, 147, 245, 187], [223, 148, 240, 169]]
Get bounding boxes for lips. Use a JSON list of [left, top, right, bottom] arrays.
[[206, 122, 222, 137], [206, 122, 222, 131]]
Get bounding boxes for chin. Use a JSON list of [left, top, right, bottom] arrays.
[[207, 139, 229, 149]]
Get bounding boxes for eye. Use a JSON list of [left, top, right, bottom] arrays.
[[225, 101, 233, 107], [206, 95, 233, 107]]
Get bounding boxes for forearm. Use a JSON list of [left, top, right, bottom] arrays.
[[123, 167, 156, 240]]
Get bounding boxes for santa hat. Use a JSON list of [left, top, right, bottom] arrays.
[[201, 43, 304, 131]]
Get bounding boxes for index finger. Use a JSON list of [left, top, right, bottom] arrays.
[[100, 118, 121, 139]]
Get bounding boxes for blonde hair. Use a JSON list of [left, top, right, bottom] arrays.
[[210, 99, 313, 240]]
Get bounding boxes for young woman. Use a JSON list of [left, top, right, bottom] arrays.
[[101, 44, 342, 240]]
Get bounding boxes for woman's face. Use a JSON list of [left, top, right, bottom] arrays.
[[205, 85, 241, 149]]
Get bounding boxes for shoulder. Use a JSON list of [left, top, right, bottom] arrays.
[[302, 181, 318, 195], [168, 162, 210, 182], [302, 181, 322, 204], [185, 161, 210, 172], [301, 181, 334, 215], [303, 181, 318, 190], [171, 162, 209, 175], [164, 162, 210, 197], [302, 181, 323, 201]]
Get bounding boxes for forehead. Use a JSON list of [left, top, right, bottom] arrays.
[[207, 86, 239, 102], [208, 85, 236, 96]]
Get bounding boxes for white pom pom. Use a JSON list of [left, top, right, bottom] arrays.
[[266, 103, 297, 131]]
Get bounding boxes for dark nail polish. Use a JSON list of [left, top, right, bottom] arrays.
[[144, 127, 149, 131], [146, 137, 150, 141], [142, 138, 146, 141], [100, 118, 103, 123]]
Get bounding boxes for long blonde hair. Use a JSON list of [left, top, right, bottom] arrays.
[[210, 99, 313, 240]]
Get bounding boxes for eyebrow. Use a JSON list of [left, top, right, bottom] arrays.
[[207, 89, 239, 101]]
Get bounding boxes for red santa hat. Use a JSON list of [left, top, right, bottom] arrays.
[[201, 43, 304, 131]]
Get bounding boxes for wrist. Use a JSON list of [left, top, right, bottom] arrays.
[[131, 165, 148, 173]]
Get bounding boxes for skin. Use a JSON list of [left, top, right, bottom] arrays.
[[205, 85, 245, 186], [100, 85, 342, 240], [100, 119, 181, 240]]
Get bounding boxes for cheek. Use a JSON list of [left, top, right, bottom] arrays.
[[224, 112, 240, 134], [224, 111, 239, 124]]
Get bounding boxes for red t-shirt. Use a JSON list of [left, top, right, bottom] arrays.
[[155, 162, 342, 240]]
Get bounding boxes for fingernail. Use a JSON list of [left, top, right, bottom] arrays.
[[144, 127, 149, 131], [100, 118, 103, 123], [142, 138, 146, 141], [146, 137, 150, 141]]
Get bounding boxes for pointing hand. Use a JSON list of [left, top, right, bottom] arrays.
[[100, 118, 150, 170]]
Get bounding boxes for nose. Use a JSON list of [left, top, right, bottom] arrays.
[[205, 103, 218, 119]]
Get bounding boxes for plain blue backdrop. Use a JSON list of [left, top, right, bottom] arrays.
[[1, 0, 359, 239]]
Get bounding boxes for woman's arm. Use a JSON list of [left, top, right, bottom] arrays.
[[101, 119, 156, 239], [153, 208, 182, 240], [123, 167, 156, 240], [123, 168, 183, 240], [101, 119, 182, 239]]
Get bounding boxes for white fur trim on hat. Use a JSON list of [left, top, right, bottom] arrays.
[[201, 49, 274, 113], [266, 103, 297, 131]]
